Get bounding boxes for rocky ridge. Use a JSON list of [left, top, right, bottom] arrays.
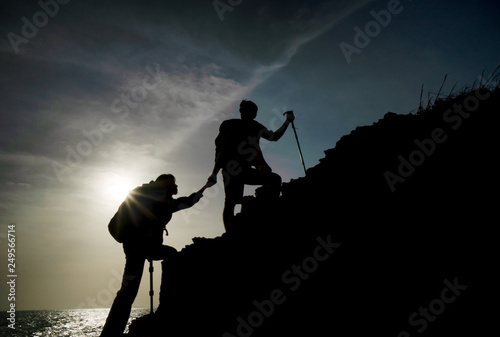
[[129, 86, 499, 337]]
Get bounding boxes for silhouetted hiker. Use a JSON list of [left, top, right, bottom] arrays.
[[100, 174, 208, 337], [207, 100, 295, 232]]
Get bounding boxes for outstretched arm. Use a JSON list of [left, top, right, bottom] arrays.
[[198, 181, 213, 194], [175, 182, 209, 211], [206, 122, 226, 186], [207, 169, 219, 187], [206, 150, 223, 186], [264, 111, 295, 142]]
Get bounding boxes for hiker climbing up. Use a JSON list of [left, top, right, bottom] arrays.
[[101, 174, 209, 337], [207, 100, 295, 232]]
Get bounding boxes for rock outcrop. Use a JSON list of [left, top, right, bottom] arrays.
[[129, 86, 498, 337]]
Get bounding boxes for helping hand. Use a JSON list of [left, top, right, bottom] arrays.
[[206, 173, 217, 188], [199, 174, 217, 194]]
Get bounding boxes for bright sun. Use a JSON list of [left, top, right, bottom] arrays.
[[101, 175, 135, 200]]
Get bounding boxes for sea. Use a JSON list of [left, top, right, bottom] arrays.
[[1, 308, 150, 336]]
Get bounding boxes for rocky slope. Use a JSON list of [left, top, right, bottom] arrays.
[[129, 86, 499, 337]]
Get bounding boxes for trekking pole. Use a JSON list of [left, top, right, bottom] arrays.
[[148, 259, 154, 315], [284, 111, 307, 175]]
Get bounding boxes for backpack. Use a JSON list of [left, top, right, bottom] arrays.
[[108, 199, 138, 243], [107, 182, 161, 243]]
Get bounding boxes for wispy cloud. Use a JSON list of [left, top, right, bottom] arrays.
[[247, 0, 376, 89], [83, 63, 250, 165]]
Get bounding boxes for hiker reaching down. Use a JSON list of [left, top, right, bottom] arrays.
[[206, 100, 295, 232]]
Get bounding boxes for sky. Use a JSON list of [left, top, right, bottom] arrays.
[[0, 0, 498, 311]]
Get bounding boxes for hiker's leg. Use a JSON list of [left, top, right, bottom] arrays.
[[223, 201, 236, 232], [243, 168, 280, 185], [244, 170, 282, 198], [146, 243, 176, 261], [222, 170, 244, 232], [264, 171, 282, 195], [156, 245, 179, 315], [100, 246, 145, 337]]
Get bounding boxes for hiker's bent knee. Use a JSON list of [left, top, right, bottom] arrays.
[[271, 172, 282, 186]]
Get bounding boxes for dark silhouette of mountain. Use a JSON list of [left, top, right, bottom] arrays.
[[128, 85, 499, 337]]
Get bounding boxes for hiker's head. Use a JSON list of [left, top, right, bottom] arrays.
[[240, 100, 258, 120], [156, 174, 178, 195]]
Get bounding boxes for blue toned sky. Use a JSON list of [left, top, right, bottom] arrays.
[[0, 0, 498, 310]]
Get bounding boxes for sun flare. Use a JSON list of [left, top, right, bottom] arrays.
[[101, 175, 135, 201]]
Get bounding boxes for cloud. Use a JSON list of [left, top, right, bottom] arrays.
[[5, 182, 32, 188], [246, 0, 377, 89], [77, 63, 251, 167], [0, 151, 53, 179], [0, 0, 379, 195]]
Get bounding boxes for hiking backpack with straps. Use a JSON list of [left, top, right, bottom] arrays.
[[108, 198, 138, 243], [107, 183, 168, 243]]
